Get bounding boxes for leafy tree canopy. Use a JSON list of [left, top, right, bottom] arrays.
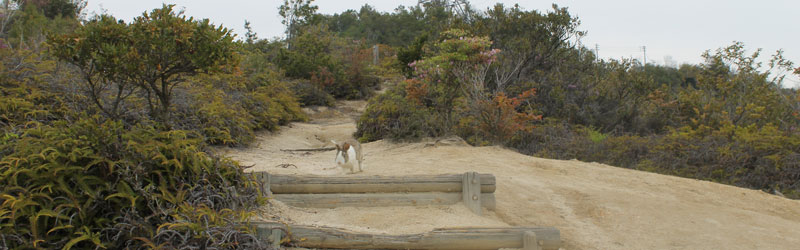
[[49, 4, 238, 122]]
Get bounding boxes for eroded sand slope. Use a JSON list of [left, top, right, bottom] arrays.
[[220, 100, 800, 250]]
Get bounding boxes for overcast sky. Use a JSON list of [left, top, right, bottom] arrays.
[[85, 0, 800, 87]]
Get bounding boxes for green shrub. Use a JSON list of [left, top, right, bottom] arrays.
[[330, 41, 381, 99], [396, 34, 428, 78], [171, 72, 306, 146], [509, 119, 592, 159], [291, 80, 335, 106], [598, 135, 653, 169], [509, 121, 800, 199], [360, 30, 541, 144], [0, 48, 76, 136], [355, 82, 441, 142], [585, 127, 608, 143], [179, 84, 257, 146], [270, 24, 380, 102], [245, 83, 308, 131], [277, 24, 336, 80], [0, 116, 267, 249]]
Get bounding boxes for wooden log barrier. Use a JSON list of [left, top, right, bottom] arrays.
[[267, 173, 496, 194], [250, 172, 498, 213], [254, 222, 561, 250], [273, 192, 496, 210]]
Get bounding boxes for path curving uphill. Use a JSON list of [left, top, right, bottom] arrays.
[[220, 100, 800, 250]]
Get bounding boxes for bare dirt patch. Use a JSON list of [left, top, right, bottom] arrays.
[[220, 100, 800, 250]]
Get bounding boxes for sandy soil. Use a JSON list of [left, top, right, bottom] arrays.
[[219, 100, 800, 250]]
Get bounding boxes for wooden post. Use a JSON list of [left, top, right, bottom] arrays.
[[269, 229, 283, 248], [462, 172, 481, 215], [255, 224, 271, 244], [254, 172, 271, 197], [523, 231, 542, 250]]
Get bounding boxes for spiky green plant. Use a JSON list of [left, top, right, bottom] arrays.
[[0, 116, 268, 249]]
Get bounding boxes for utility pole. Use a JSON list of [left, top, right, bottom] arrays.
[[595, 44, 599, 63], [641, 46, 647, 67], [373, 44, 379, 65], [594, 44, 599, 83]]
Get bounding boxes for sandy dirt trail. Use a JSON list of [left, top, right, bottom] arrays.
[[219, 100, 800, 250]]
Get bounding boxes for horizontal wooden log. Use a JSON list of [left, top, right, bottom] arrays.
[[253, 222, 560, 250], [280, 147, 336, 152], [266, 173, 496, 194], [273, 193, 496, 210]]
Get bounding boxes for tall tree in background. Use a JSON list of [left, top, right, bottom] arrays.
[[243, 19, 257, 44], [5, 0, 79, 50], [686, 42, 797, 130], [1, 0, 18, 40], [14, 0, 85, 19], [475, 4, 582, 84], [278, 0, 317, 49], [397, 33, 428, 77]]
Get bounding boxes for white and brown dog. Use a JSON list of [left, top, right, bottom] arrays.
[[332, 139, 364, 173]]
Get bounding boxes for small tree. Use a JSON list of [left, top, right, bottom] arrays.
[[50, 4, 237, 122], [690, 42, 796, 130], [243, 19, 257, 44], [278, 0, 317, 49], [49, 14, 135, 119], [407, 29, 541, 142], [129, 5, 236, 122]]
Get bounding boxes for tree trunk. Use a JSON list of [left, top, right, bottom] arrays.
[[158, 93, 170, 123], [156, 76, 171, 124]]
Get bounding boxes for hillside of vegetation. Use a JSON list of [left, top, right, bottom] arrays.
[[2, 0, 799, 249], [323, 1, 800, 198], [0, 2, 302, 249]]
